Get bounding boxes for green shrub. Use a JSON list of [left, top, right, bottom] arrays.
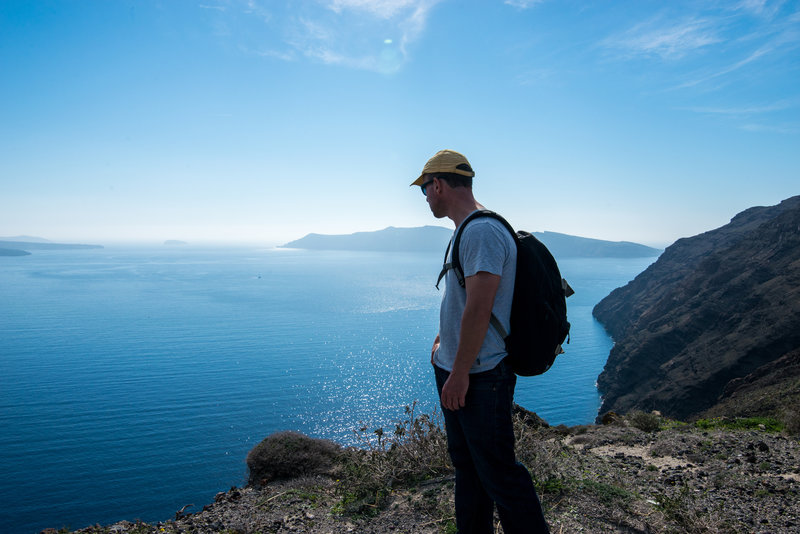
[[694, 416, 783, 432], [627, 410, 662, 432], [580, 479, 634, 505], [246, 431, 342, 486]]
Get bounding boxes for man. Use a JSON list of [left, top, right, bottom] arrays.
[[411, 149, 549, 533]]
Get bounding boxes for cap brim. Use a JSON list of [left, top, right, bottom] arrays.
[[410, 175, 426, 187]]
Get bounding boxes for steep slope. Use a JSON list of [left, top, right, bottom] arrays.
[[593, 196, 800, 420]]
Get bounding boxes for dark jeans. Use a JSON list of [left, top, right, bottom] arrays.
[[435, 361, 549, 534]]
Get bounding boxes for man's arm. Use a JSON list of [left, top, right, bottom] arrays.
[[439, 271, 501, 411]]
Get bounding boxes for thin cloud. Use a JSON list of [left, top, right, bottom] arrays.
[[327, 0, 421, 18], [284, 0, 442, 74], [604, 16, 721, 60], [207, 1, 440, 73], [675, 43, 774, 88], [251, 47, 296, 62], [604, 5, 799, 91], [504, 0, 546, 9], [739, 122, 799, 134], [516, 68, 557, 87], [734, 0, 785, 18], [675, 13, 799, 90], [598, 4, 798, 136], [242, 0, 272, 23], [680, 100, 794, 116]]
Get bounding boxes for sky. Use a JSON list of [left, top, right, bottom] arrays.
[[1, 0, 798, 247]]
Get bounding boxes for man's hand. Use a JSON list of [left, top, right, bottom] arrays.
[[441, 370, 469, 411], [431, 334, 440, 366]]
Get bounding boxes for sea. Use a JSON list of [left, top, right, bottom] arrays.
[[0, 245, 654, 533]]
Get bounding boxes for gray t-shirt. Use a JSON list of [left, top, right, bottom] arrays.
[[433, 213, 517, 373]]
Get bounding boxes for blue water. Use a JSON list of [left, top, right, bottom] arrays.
[[0, 246, 653, 533]]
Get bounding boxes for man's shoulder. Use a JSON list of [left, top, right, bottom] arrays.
[[459, 215, 516, 260], [461, 214, 515, 245]]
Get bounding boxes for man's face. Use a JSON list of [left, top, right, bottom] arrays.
[[423, 176, 447, 219]]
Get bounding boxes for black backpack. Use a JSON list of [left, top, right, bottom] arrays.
[[436, 210, 573, 376]]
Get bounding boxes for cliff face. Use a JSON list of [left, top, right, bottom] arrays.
[[593, 195, 800, 420]]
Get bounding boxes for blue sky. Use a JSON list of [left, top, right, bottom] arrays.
[[1, 0, 798, 246]]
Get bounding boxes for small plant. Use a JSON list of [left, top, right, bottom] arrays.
[[654, 487, 732, 533], [694, 416, 784, 432], [627, 410, 662, 432], [513, 412, 566, 489], [535, 476, 569, 494], [441, 519, 458, 534], [781, 408, 800, 436], [334, 402, 451, 515], [580, 479, 634, 505]]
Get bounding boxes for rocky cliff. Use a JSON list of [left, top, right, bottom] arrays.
[[593, 196, 800, 421]]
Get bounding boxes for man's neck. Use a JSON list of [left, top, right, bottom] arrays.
[[449, 197, 485, 228]]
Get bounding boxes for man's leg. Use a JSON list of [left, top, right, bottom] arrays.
[[435, 365, 494, 534], [439, 362, 549, 534]]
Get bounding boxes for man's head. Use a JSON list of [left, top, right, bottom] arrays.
[[411, 149, 475, 189], [412, 150, 477, 220]]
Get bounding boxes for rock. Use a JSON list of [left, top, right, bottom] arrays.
[[513, 404, 550, 428], [600, 411, 622, 425]]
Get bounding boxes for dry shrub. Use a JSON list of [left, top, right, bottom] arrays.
[[782, 407, 800, 436], [246, 431, 342, 486], [654, 488, 736, 533], [513, 412, 572, 494], [336, 402, 451, 515]]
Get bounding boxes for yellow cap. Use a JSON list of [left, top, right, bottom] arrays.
[[410, 149, 475, 186]]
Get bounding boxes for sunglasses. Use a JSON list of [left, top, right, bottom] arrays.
[[420, 179, 434, 196]]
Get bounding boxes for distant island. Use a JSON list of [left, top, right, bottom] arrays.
[[281, 226, 661, 258], [0, 248, 31, 256], [164, 240, 188, 246], [281, 226, 453, 253], [0, 237, 103, 255]]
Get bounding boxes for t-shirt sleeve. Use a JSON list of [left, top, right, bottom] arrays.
[[459, 220, 510, 278]]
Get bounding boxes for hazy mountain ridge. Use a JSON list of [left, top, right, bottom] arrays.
[[0, 239, 103, 252], [281, 226, 453, 253], [593, 195, 800, 421], [0, 235, 52, 243], [281, 226, 661, 258]]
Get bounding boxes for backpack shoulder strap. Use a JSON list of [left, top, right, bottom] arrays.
[[436, 209, 518, 286], [435, 240, 453, 290]]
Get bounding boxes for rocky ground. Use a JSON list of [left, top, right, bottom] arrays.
[[49, 414, 799, 534]]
